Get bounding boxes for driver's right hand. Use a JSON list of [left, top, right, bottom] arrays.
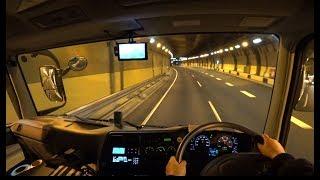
[[257, 134, 285, 159]]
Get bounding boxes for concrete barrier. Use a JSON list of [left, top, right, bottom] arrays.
[[231, 71, 238, 75], [239, 72, 249, 78], [250, 74, 264, 82], [192, 67, 274, 87]]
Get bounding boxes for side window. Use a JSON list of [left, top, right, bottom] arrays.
[[6, 90, 25, 172], [285, 39, 314, 163], [6, 90, 19, 125]]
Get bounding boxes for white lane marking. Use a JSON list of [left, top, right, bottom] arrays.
[[208, 101, 222, 122], [225, 82, 234, 87], [291, 116, 313, 129], [210, 75, 214, 77], [197, 81, 202, 87], [192, 75, 194, 78], [240, 90, 256, 98], [216, 78, 222, 81], [141, 68, 178, 126]]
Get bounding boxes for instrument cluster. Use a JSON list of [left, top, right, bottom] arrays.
[[186, 131, 252, 175], [189, 133, 240, 157]]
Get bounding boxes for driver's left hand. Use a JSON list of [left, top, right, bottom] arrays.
[[165, 156, 187, 176]]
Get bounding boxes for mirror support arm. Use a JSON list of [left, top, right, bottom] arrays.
[[61, 67, 71, 76]]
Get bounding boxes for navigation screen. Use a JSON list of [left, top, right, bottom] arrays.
[[118, 43, 148, 60]]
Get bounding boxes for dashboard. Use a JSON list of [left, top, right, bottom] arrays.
[[98, 128, 254, 176]]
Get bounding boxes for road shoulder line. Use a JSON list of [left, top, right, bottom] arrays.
[[141, 68, 178, 125], [208, 101, 222, 122]]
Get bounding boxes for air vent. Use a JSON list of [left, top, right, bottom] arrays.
[[31, 6, 88, 29], [173, 20, 200, 27], [17, 0, 49, 13], [117, 0, 167, 7], [239, 17, 276, 27]]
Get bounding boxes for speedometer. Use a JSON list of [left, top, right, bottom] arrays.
[[194, 135, 210, 149]]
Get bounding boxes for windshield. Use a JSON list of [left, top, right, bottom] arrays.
[[17, 33, 279, 133]]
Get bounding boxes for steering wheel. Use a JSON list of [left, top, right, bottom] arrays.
[[175, 122, 272, 176]]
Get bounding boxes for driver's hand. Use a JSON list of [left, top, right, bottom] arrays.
[[257, 134, 285, 159], [166, 156, 187, 176]]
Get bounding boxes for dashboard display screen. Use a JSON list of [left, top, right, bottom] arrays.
[[112, 147, 125, 155], [111, 147, 140, 165]]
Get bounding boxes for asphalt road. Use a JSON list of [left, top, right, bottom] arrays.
[[125, 66, 272, 133]]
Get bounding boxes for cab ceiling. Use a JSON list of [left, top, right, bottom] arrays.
[[6, 0, 313, 56]]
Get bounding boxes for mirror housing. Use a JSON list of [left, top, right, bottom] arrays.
[[294, 57, 314, 112], [39, 56, 87, 103], [39, 66, 66, 102], [68, 56, 88, 71]]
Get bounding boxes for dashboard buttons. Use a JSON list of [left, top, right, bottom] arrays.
[[156, 146, 166, 152], [144, 147, 154, 154], [167, 146, 176, 155]]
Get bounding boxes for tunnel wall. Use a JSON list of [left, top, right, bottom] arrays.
[[183, 40, 278, 81], [18, 41, 170, 115]]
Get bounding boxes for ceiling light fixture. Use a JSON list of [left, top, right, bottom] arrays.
[[253, 38, 262, 44], [242, 41, 249, 47], [150, 38, 155, 43]]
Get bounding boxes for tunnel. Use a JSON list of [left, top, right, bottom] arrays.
[[180, 34, 279, 85]]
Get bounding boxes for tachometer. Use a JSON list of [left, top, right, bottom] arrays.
[[194, 135, 210, 149], [217, 135, 238, 153]]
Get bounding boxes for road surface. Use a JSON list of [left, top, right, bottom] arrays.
[[125, 66, 272, 133]]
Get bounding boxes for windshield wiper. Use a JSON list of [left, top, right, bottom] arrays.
[[62, 114, 167, 129], [123, 121, 167, 129], [61, 114, 111, 126]]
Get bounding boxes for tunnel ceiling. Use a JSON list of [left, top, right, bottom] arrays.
[[156, 34, 244, 57]]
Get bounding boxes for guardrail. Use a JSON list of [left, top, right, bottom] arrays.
[[66, 69, 174, 124]]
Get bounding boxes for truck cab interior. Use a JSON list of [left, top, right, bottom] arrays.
[[6, 0, 314, 176]]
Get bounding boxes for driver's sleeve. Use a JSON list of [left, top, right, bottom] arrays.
[[271, 153, 314, 176]]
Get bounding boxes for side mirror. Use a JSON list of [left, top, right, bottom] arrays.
[[68, 56, 88, 71], [39, 66, 66, 102], [294, 58, 314, 112]]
